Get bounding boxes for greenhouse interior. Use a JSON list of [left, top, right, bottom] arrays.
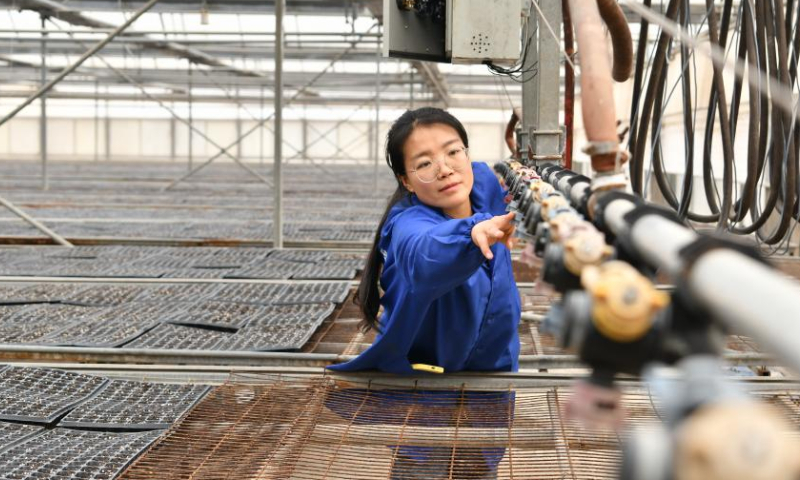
[[1, 0, 800, 479]]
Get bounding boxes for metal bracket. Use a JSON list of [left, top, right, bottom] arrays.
[[528, 127, 564, 164]]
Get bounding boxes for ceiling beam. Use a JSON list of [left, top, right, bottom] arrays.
[[16, 0, 268, 78], [0, 90, 521, 108], [0, 38, 383, 62], [5, 0, 374, 16]]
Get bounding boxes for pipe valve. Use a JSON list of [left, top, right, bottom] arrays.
[[582, 261, 669, 343]]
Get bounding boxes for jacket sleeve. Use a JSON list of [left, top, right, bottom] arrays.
[[391, 211, 494, 299]]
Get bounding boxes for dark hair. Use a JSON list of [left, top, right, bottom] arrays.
[[356, 107, 470, 332]]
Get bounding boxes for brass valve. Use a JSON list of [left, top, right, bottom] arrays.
[[674, 402, 800, 480], [563, 230, 614, 276], [508, 161, 524, 172], [530, 181, 555, 203], [581, 261, 669, 343], [548, 212, 584, 243], [540, 194, 569, 220]]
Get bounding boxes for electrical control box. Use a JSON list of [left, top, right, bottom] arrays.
[[446, 0, 521, 64], [383, 0, 521, 64]]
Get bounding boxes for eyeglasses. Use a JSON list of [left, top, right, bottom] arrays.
[[410, 146, 470, 183]]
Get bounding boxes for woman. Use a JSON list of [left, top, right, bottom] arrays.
[[328, 107, 521, 374]]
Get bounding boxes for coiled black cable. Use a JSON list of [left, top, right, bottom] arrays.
[[627, 0, 800, 245]]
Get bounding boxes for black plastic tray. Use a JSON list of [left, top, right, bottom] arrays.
[[0, 283, 85, 305], [209, 283, 289, 305], [271, 282, 350, 305], [246, 303, 336, 328], [291, 263, 357, 280], [0, 367, 108, 425], [223, 260, 299, 280], [124, 324, 232, 350], [0, 304, 100, 344], [0, 428, 163, 480], [216, 323, 322, 351], [60, 381, 210, 430], [0, 422, 42, 455], [61, 284, 147, 307], [217, 303, 336, 351], [133, 283, 222, 303], [163, 301, 268, 330], [38, 312, 161, 348], [268, 249, 332, 263]]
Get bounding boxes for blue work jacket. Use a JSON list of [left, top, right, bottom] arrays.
[[328, 162, 521, 374]]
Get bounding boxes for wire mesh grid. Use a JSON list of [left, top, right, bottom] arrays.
[[120, 374, 800, 480], [118, 375, 629, 480]]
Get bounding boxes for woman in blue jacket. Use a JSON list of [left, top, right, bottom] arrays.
[[329, 107, 521, 374], [326, 107, 520, 479]]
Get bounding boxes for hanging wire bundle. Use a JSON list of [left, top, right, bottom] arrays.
[[627, 0, 800, 251]]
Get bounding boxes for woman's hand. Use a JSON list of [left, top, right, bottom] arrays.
[[471, 212, 516, 260]]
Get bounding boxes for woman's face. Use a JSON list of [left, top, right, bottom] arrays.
[[400, 123, 474, 218]]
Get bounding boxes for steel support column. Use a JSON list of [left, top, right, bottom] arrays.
[[260, 85, 265, 164], [104, 90, 110, 161], [274, 0, 285, 249], [187, 63, 193, 171], [94, 80, 100, 162], [169, 109, 176, 161], [524, 0, 563, 164], [520, 3, 536, 159], [373, 23, 381, 193], [301, 117, 308, 161], [235, 86, 242, 159], [39, 14, 48, 191]]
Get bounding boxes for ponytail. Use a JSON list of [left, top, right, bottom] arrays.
[[355, 185, 410, 332]]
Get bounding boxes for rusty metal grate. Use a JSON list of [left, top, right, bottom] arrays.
[[119, 375, 800, 480], [118, 376, 656, 480]]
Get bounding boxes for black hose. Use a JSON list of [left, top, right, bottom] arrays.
[[628, 0, 652, 161], [704, 0, 736, 231], [700, 0, 734, 217], [630, 0, 680, 196], [730, 0, 760, 223], [625, 0, 800, 244], [757, 0, 797, 244]]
